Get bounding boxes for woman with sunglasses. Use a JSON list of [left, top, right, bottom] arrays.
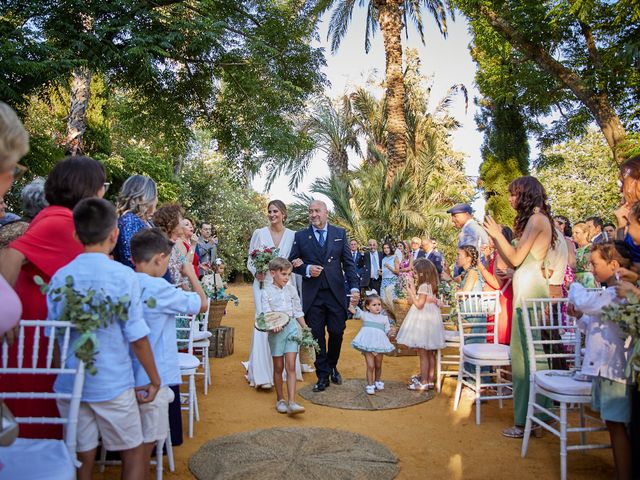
[[0, 102, 28, 340], [0, 154, 107, 439]]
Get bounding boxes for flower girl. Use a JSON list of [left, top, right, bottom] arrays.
[[396, 258, 446, 391], [349, 294, 396, 394]]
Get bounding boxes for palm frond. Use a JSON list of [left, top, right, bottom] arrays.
[[327, 0, 358, 54], [364, 1, 378, 53]]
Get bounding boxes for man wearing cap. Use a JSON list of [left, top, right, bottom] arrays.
[[447, 203, 489, 275]]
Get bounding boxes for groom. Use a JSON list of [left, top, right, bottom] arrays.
[[289, 200, 360, 391]]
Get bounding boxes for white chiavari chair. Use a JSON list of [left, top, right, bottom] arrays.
[[193, 302, 213, 394], [176, 314, 200, 438], [0, 320, 85, 480], [452, 291, 512, 424], [521, 297, 609, 480]]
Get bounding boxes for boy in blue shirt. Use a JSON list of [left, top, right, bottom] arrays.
[[49, 198, 161, 480], [129, 228, 207, 470]]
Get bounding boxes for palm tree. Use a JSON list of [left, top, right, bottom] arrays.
[[267, 95, 361, 189], [316, 0, 452, 186]]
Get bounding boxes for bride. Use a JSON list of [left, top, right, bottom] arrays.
[[244, 200, 310, 388]]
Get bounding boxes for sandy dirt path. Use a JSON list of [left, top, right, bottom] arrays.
[[101, 282, 614, 479]]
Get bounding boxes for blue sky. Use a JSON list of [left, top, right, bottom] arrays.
[[253, 7, 487, 217]]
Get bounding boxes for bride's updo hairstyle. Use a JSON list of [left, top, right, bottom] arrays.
[[508, 176, 557, 248], [268, 199, 287, 223]]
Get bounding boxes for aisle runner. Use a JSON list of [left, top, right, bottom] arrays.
[[189, 427, 399, 480], [299, 378, 434, 410]]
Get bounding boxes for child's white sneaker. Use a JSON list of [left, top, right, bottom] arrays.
[[276, 400, 288, 414], [374, 381, 385, 390], [287, 402, 305, 415], [365, 385, 376, 395]]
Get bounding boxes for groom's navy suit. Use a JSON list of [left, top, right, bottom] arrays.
[[289, 224, 360, 381]]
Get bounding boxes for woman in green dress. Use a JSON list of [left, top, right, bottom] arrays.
[[572, 221, 598, 288], [483, 176, 557, 439]]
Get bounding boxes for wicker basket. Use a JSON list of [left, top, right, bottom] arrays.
[[392, 298, 411, 326], [299, 345, 316, 365], [208, 299, 228, 330]]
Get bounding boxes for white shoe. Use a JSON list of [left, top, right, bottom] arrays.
[[276, 400, 288, 414], [374, 381, 385, 390], [301, 364, 315, 373], [260, 383, 273, 390], [408, 381, 429, 391], [287, 402, 305, 415], [365, 385, 376, 395]]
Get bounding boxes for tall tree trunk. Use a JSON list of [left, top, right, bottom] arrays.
[[64, 67, 92, 156], [328, 149, 349, 176], [377, 1, 407, 186], [479, 6, 626, 162]]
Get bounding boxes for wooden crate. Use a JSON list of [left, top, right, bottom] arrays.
[[210, 326, 234, 358]]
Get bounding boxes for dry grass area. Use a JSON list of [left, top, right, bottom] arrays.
[[100, 282, 614, 479]]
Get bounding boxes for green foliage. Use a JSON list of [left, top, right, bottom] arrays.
[[291, 58, 474, 262], [457, 0, 640, 152], [478, 102, 530, 226], [1, 0, 326, 173], [534, 129, 619, 222], [317, 0, 451, 54], [601, 290, 640, 387], [35, 275, 131, 376], [178, 149, 267, 277], [288, 326, 320, 353]]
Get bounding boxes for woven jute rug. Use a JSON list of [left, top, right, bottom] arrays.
[[298, 378, 434, 410], [189, 427, 399, 480]]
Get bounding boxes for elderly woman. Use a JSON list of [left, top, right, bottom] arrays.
[[573, 221, 597, 288], [0, 102, 28, 338], [113, 174, 158, 268], [0, 155, 107, 438], [0, 178, 49, 249]]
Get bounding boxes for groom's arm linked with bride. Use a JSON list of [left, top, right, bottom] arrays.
[[288, 206, 360, 392]]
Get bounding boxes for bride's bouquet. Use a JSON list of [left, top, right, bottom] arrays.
[[249, 246, 280, 289]]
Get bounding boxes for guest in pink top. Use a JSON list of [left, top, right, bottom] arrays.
[[0, 102, 29, 335]]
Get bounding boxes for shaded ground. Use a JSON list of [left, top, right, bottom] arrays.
[[101, 282, 614, 479]]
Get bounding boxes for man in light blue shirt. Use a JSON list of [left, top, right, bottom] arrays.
[[447, 203, 489, 276], [48, 198, 160, 480]]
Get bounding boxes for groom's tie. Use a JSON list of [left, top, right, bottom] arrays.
[[317, 230, 325, 247]]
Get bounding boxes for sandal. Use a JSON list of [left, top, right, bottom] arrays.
[[502, 426, 524, 438], [408, 382, 429, 391]]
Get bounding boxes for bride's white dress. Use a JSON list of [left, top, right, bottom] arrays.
[[243, 226, 303, 387]]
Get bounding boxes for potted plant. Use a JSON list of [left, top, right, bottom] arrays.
[[392, 276, 412, 325], [201, 274, 239, 329]]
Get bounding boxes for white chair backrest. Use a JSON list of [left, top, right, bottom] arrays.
[[0, 320, 85, 458], [198, 301, 211, 332], [176, 314, 196, 355], [455, 291, 501, 344], [521, 298, 580, 374]]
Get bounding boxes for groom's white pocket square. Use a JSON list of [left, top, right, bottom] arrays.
[[334, 238, 342, 242]]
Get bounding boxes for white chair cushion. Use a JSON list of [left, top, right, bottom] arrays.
[[463, 343, 510, 361], [178, 353, 200, 370], [444, 330, 459, 342], [534, 370, 592, 396], [193, 331, 212, 341], [0, 438, 75, 480]]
